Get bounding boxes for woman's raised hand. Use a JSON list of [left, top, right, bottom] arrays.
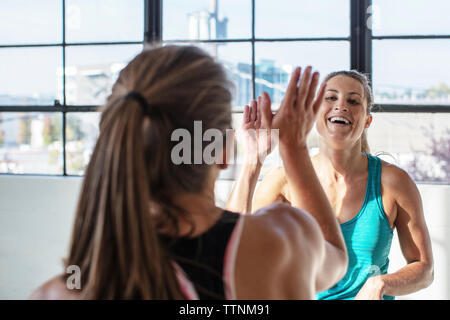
[[226, 93, 275, 214], [241, 66, 324, 164], [272, 66, 326, 151], [242, 92, 276, 165]]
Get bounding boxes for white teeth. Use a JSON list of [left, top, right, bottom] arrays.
[[329, 117, 350, 125]]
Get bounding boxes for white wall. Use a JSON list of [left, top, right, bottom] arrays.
[[0, 176, 82, 299], [0, 176, 449, 299]]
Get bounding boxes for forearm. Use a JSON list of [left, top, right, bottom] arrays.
[[225, 162, 262, 214], [378, 261, 434, 296], [280, 145, 345, 251]]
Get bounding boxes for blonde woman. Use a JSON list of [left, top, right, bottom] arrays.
[[228, 70, 434, 300]]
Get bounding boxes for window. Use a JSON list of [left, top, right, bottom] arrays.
[[1, 0, 449, 184], [372, 0, 450, 106], [370, 113, 450, 183], [370, 0, 450, 183], [0, 0, 143, 175]]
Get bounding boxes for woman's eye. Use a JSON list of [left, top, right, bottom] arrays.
[[348, 99, 360, 105], [325, 96, 337, 101]]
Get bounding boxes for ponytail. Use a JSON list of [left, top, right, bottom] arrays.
[[66, 98, 183, 299]]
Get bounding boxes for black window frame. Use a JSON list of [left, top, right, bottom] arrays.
[[0, 0, 449, 177]]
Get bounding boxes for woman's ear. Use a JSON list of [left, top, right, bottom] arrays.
[[365, 114, 373, 129]]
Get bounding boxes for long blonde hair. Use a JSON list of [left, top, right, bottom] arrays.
[[65, 45, 233, 299], [323, 70, 373, 154]]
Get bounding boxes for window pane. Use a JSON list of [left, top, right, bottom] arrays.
[[373, 40, 450, 105], [0, 113, 62, 174], [256, 0, 350, 38], [372, 0, 450, 36], [65, 44, 142, 105], [369, 113, 450, 184], [0, 0, 61, 45], [202, 42, 252, 109], [0, 47, 62, 106], [66, 0, 144, 43], [167, 42, 252, 109], [163, 0, 251, 40], [255, 41, 350, 107], [66, 113, 100, 175]]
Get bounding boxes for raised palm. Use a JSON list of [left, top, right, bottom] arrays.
[[242, 93, 276, 165]]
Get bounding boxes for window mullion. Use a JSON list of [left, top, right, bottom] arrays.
[[251, 0, 256, 101], [145, 0, 162, 44], [350, 0, 372, 80], [62, 0, 67, 176]]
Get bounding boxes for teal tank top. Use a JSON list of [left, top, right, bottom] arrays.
[[316, 153, 395, 300]]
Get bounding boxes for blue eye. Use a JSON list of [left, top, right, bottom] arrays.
[[326, 96, 337, 101], [348, 99, 360, 105]]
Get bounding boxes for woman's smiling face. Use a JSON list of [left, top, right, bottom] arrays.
[[315, 74, 373, 149]]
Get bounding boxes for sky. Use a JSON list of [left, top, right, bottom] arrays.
[[0, 0, 450, 103]]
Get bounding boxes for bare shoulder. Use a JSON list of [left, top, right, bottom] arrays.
[[380, 160, 418, 195], [29, 275, 79, 300], [251, 202, 321, 242], [235, 203, 323, 299]]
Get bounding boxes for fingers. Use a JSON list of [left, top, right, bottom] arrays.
[[284, 67, 302, 106], [250, 99, 257, 122], [305, 71, 320, 109], [296, 66, 313, 109], [255, 96, 262, 128], [243, 104, 250, 123], [260, 91, 273, 127], [243, 100, 258, 129], [312, 82, 327, 115]]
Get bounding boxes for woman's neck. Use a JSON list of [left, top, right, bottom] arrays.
[[316, 140, 367, 183], [168, 184, 223, 237]]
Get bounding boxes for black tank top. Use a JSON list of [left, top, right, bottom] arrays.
[[161, 211, 241, 300]]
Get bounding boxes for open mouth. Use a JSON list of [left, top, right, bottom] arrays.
[[327, 116, 352, 125]]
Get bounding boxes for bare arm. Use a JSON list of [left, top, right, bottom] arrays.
[[226, 96, 277, 213], [271, 66, 348, 290], [281, 145, 349, 292], [379, 168, 433, 296], [251, 167, 287, 212], [355, 165, 434, 299], [226, 162, 262, 213]]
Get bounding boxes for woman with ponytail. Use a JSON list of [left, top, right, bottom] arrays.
[[29, 46, 348, 299], [229, 70, 434, 300]]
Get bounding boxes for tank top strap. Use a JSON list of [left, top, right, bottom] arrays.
[[365, 153, 390, 223], [365, 153, 380, 200]]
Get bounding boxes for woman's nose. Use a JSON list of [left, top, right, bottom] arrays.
[[334, 102, 348, 112]]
